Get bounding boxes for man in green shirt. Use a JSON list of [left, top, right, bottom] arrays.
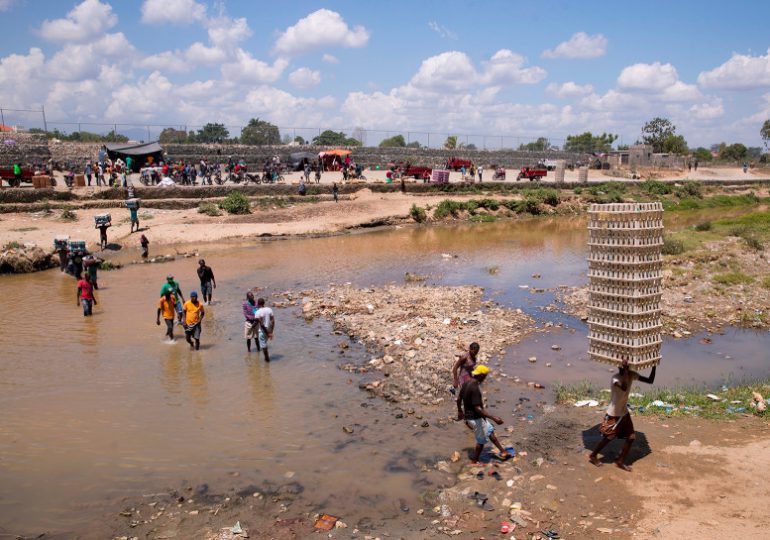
[[160, 274, 185, 323], [12, 163, 22, 187]]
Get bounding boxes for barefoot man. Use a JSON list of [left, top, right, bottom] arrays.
[[457, 365, 512, 463], [590, 359, 656, 471]]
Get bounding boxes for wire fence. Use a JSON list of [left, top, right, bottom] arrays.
[[1, 106, 629, 153]]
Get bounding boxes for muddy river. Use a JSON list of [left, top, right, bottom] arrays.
[[1, 210, 768, 537]]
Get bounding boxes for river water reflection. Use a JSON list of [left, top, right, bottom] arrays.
[[0, 212, 767, 535]]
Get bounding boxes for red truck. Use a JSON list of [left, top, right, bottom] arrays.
[[0, 165, 35, 187], [445, 157, 472, 171], [404, 164, 432, 180], [517, 166, 547, 181]]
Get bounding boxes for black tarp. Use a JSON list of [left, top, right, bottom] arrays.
[[105, 141, 164, 170], [289, 151, 318, 171]]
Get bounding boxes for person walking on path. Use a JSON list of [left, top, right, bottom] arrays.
[[85, 161, 93, 186], [332, 182, 339, 203], [243, 291, 259, 353], [96, 222, 111, 250], [76, 274, 97, 317], [589, 359, 656, 472], [197, 259, 216, 305], [140, 234, 149, 258], [451, 342, 480, 393], [254, 297, 274, 362], [182, 291, 205, 350], [456, 365, 512, 463], [160, 275, 185, 323], [129, 205, 140, 233], [156, 289, 177, 341], [314, 163, 321, 184], [478, 165, 483, 182]]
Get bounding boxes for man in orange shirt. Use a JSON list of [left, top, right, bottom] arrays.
[[182, 291, 205, 350], [156, 289, 177, 341]]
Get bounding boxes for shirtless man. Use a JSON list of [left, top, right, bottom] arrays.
[[589, 359, 657, 471]]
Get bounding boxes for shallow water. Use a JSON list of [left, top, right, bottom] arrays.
[[1, 210, 768, 535]]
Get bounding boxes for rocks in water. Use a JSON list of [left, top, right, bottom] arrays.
[[0, 243, 56, 273]]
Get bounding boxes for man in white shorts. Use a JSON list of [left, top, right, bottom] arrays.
[[254, 297, 275, 362]]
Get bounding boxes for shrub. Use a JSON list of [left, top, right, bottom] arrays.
[[433, 199, 466, 219], [61, 209, 77, 221], [642, 180, 672, 195], [198, 201, 222, 216], [662, 237, 685, 255], [470, 214, 497, 222], [218, 192, 251, 214], [573, 186, 583, 195], [521, 196, 542, 215], [694, 221, 712, 231], [523, 188, 560, 206], [477, 198, 500, 211], [2, 241, 22, 250], [744, 236, 764, 251], [409, 204, 427, 223], [676, 181, 703, 199]]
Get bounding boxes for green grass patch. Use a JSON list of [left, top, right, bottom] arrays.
[[198, 201, 222, 216], [713, 271, 754, 285], [469, 214, 497, 222], [694, 221, 712, 231], [555, 379, 770, 420], [2, 241, 22, 250], [762, 275, 770, 289], [641, 180, 673, 195]]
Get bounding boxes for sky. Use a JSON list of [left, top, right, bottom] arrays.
[[1, 0, 769, 148]]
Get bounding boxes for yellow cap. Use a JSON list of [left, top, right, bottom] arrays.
[[471, 365, 490, 376]]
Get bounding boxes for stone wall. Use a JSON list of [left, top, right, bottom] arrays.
[[0, 133, 51, 167], [165, 144, 588, 169]]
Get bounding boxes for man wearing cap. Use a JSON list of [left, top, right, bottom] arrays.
[[160, 275, 185, 323], [182, 291, 205, 350], [589, 359, 656, 471], [457, 365, 512, 463]]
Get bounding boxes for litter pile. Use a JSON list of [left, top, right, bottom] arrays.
[[301, 284, 535, 406]]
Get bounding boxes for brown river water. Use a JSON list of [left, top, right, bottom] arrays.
[[1, 210, 768, 537]]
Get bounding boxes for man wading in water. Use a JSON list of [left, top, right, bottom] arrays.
[[182, 291, 205, 350], [156, 289, 177, 341], [589, 359, 657, 472], [197, 259, 216, 305], [254, 297, 275, 362], [76, 274, 97, 316], [243, 291, 259, 353], [457, 365, 512, 463], [160, 275, 185, 323]]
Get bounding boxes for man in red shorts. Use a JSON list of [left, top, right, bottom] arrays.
[[589, 359, 656, 471]]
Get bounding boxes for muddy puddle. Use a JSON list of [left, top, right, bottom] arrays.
[[1, 210, 768, 537]]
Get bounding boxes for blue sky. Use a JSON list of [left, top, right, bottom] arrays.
[[1, 0, 769, 148]]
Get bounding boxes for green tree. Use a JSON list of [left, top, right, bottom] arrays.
[[719, 143, 748, 161], [294, 136, 306, 145], [661, 134, 688, 155], [518, 137, 550, 151], [692, 147, 712, 162], [159, 128, 188, 144], [379, 134, 406, 148], [564, 132, 617, 153], [240, 118, 280, 145], [444, 135, 457, 149], [641, 117, 677, 152], [406, 141, 422, 148], [761, 119, 770, 149], [312, 130, 361, 146], [196, 122, 229, 143]]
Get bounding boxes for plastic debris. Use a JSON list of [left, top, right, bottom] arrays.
[[575, 399, 599, 407], [313, 514, 339, 531]]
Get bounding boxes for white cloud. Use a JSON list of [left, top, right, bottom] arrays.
[[0, 0, 17, 11], [138, 50, 190, 73], [185, 42, 228, 65], [618, 62, 679, 91], [542, 32, 607, 59], [322, 53, 339, 64], [47, 33, 135, 81], [274, 9, 369, 56], [409, 51, 476, 92], [690, 100, 725, 120], [141, 0, 206, 24], [288, 67, 321, 89], [428, 21, 457, 40], [660, 80, 701, 102], [220, 50, 288, 84], [547, 81, 594, 98], [481, 49, 546, 85], [39, 0, 117, 43], [206, 15, 251, 49], [697, 48, 770, 90]]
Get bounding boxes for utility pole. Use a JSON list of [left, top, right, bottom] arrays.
[[0, 107, 4, 127], [41, 105, 48, 134]]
